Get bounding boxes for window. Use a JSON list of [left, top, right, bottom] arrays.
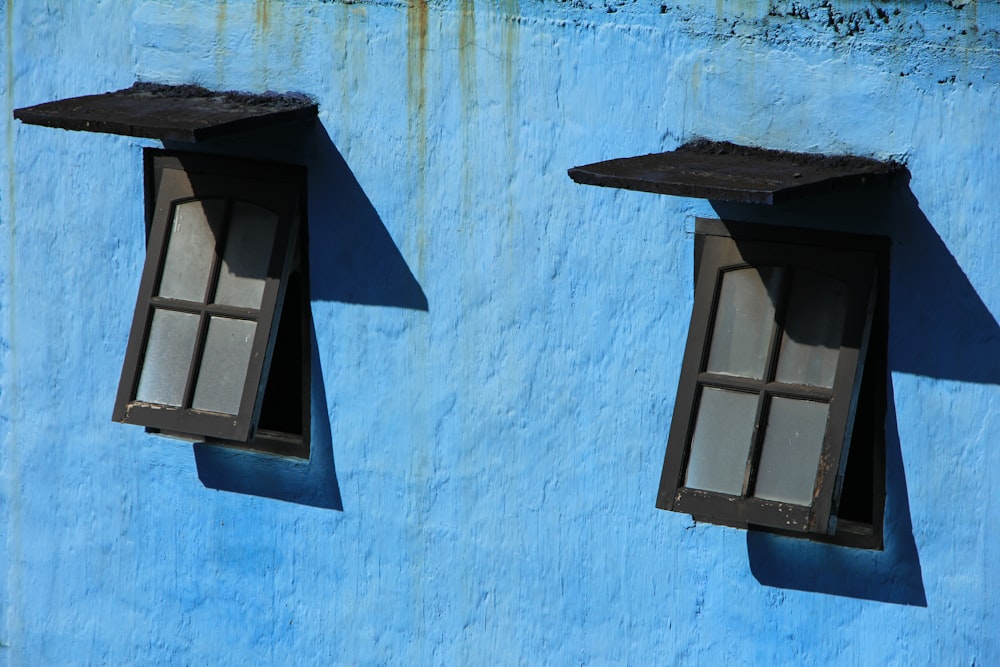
[[657, 219, 887, 548], [113, 150, 309, 457]]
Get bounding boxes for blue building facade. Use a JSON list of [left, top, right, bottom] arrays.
[[2, 0, 999, 663]]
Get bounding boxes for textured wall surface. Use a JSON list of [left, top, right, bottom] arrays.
[[2, 0, 999, 664]]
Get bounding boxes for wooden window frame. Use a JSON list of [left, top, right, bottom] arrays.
[[657, 219, 887, 548], [113, 150, 308, 452]]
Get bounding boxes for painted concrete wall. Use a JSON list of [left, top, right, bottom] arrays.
[[2, 0, 999, 664]]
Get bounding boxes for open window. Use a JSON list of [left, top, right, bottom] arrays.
[[657, 219, 887, 548], [113, 150, 310, 458]]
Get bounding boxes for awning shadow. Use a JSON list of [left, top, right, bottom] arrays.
[[711, 180, 999, 385], [165, 120, 428, 311], [307, 124, 428, 310]]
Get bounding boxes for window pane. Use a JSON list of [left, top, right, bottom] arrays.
[[213, 201, 279, 309], [706, 267, 779, 380], [774, 270, 847, 388], [191, 316, 257, 415], [135, 309, 200, 406], [754, 397, 829, 506], [158, 199, 226, 302], [684, 387, 759, 495]]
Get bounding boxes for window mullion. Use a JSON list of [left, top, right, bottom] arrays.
[[179, 198, 233, 410], [742, 266, 791, 498]]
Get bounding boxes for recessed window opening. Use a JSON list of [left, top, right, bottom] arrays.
[[114, 150, 310, 458], [658, 219, 887, 549]]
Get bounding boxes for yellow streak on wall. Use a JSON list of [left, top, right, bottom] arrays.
[[408, 0, 429, 168], [255, 0, 270, 32], [459, 0, 478, 231], [215, 0, 227, 84]]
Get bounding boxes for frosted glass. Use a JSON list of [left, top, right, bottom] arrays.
[[774, 270, 847, 388], [706, 267, 779, 379], [191, 317, 257, 415], [135, 309, 199, 406], [754, 397, 829, 506], [213, 201, 279, 309], [684, 388, 759, 495], [158, 199, 225, 302]]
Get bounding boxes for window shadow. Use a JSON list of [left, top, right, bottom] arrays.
[[193, 321, 343, 510], [746, 376, 926, 606], [714, 177, 998, 605], [171, 117, 429, 509]]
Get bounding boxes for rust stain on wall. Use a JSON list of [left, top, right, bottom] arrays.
[[216, 1, 227, 36], [459, 0, 478, 227], [459, 0, 477, 101], [335, 4, 369, 153], [255, 0, 271, 32], [499, 0, 520, 247], [407, 0, 429, 164], [215, 0, 228, 83], [408, 0, 430, 264]]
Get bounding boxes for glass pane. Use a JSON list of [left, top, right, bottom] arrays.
[[191, 317, 257, 415], [706, 267, 779, 379], [774, 270, 847, 388], [684, 388, 759, 495], [158, 199, 226, 302], [213, 201, 279, 309], [135, 309, 200, 406], [754, 397, 830, 506]]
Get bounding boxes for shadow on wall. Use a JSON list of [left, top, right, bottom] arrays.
[[716, 182, 1000, 605], [308, 123, 428, 310], [195, 324, 343, 510], [886, 188, 999, 385], [747, 377, 926, 606], [711, 184, 1000, 386], [172, 119, 428, 508], [164, 121, 428, 311]]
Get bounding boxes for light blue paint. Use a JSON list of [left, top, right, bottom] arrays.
[[3, 0, 999, 664]]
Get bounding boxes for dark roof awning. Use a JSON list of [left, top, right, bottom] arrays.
[[12, 83, 317, 143], [568, 140, 907, 205]]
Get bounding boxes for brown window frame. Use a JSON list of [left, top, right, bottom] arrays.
[[657, 219, 887, 548], [113, 150, 309, 454]]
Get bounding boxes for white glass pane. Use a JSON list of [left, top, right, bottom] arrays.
[[158, 199, 226, 302], [754, 397, 829, 506], [774, 270, 847, 388], [684, 388, 759, 495], [191, 317, 257, 415], [135, 309, 200, 406], [706, 267, 779, 380], [213, 202, 279, 309]]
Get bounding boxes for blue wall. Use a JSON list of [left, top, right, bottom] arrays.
[[3, 0, 999, 663]]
